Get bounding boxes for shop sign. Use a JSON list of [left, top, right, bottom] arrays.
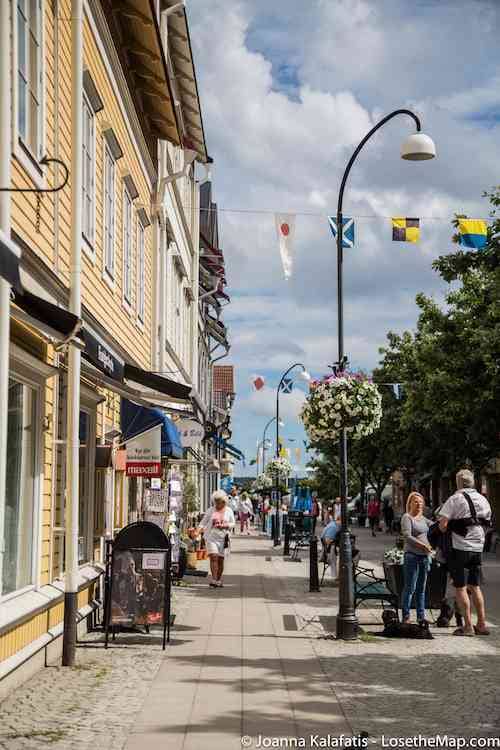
[[178, 418, 205, 448], [83, 330, 125, 381], [126, 425, 161, 477]]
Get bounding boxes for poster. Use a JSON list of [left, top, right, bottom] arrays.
[[110, 549, 167, 626], [144, 488, 169, 512], [178, 419, 204, 448], [126, 425, 161, 477]]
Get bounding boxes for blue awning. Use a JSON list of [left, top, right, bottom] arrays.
[[121, 399, 183, 459], [221, 439, 245, 463]]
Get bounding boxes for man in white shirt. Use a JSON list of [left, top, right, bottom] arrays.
[[439, 469, 491, 636]]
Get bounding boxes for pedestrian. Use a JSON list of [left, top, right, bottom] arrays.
[[333, 497, 342, 523], [198, 490, 235, 588], [238, 491, 253, 534], [438, 469, 491, 636], [229, 486, 239, 534], [311, 495, 321, 536], [367, 496, 381, 537], [401, 492, 433, 624], [320, 511, 339, 582], [383, 498, 394, 534]]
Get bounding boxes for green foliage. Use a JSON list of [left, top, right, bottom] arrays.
[[183, 477, 199, 514]]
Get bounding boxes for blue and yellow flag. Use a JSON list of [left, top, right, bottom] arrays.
[[458, 219, 487, 250]]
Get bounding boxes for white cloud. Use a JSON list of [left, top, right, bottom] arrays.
[[187, 0, 500, 465]]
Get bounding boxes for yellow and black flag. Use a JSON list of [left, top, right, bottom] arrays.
[[392, 217, 420, 243]]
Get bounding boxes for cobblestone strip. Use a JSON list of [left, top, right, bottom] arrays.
[[0, 582, 197, 750]]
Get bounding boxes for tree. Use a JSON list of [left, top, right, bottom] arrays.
[[379, 187, 500, 478]]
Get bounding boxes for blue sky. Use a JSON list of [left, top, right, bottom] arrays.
[[188, 0, 500, 475]]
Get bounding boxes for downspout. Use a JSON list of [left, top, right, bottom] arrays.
[[0, 0, 12, 590], [62, 0, 83, 667]]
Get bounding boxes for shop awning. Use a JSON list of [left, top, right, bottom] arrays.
[[0, 231, 21, 291], [121, 399, 183, 459], [12, 288, 81, 342], [223, 442, 245, 463], [124, 363, 192, 402], [80, 328, 192, 406]]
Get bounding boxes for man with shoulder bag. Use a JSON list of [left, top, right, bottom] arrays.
[[438, 469, 492, 636]]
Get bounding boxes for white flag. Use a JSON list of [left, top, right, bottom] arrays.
[[275, 213, 296, 279]]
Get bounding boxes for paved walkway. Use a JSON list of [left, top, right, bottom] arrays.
[[1, 529, 499, 749]]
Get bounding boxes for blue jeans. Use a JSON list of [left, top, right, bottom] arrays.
[[402, 552, 431, 621]]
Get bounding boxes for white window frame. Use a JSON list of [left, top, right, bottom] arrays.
[[12, 0, 46, 188], [122, 184, 133, 308], [82, 90, 96, 254], [103, 142, 116, 286], [1, 346, 51, 602], [137, 219, 146, 325]]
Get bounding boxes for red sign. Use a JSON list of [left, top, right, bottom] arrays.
[[126, 461, 162, 477]]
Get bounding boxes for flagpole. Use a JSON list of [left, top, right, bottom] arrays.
[[275, 363, 309, 458], [334, 108, 430, 642]]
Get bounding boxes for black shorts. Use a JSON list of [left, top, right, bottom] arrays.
[[448, 548, 483, 588]]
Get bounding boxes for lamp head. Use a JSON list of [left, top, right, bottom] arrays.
[[299, 369, 311, 382], [278, 419, 285, 428], [401, 132, 436, 161]]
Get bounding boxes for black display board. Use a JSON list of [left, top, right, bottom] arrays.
[[104, 522, 172, 649]]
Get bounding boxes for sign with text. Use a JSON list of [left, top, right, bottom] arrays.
[[178, 419, 204, 448], [126, 425, 161, 477]]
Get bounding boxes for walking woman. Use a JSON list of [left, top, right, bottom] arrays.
[[367, 496, 381, 537], [401, 492, 433, 624], [199, 490, 235, 588]]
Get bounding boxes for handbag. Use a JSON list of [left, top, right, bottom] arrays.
[[224, 533, 230, 549]]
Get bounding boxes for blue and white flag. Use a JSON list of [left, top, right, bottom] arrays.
[[280, 378, 293, 394], [328, 216, 355, 248]]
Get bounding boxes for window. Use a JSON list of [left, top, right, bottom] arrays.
[[16, 0, 43, 159], [78, 408, 95, 564], [103, 144, 116, 279], [3, 378, 37, 596], [122, 187, 133, 304], [137, 221, 145, 323], [82, 92, 95, 245]]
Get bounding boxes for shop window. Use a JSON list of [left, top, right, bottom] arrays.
[[78, 409, 95, 564], [2, 379, 37, 596]]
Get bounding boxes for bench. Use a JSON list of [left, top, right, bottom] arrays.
[[354, 562, 399, 613]]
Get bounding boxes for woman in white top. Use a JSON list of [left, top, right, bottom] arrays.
[[238, 492, 253, 534], [199, 491, 235, 587]]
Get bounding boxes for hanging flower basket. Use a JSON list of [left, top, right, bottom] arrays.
[[300, 371, 382, 445], [265, 457, 292, 479], [252, 473, 273, 492]]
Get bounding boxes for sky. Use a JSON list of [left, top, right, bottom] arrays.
[[187, 0, 500, 475]]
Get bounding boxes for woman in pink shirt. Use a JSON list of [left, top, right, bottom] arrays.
[[199, 491, 235, 587]]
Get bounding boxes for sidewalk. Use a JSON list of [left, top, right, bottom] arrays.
[[0, 529, 499, 749]]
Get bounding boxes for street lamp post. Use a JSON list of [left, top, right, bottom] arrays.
[[334, 109, 435, 641], [273, 364, 311, 546], [262, 416, 283, 470], [275, 363, 311, 458]]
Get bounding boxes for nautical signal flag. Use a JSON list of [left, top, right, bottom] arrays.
[[392, 217, 420, 243], [328, 216, 355, 248], [253, 375, 265, 391], [458, 219, 487, 250], [280, 378, 293, 394], [275, 213, 296, 279]]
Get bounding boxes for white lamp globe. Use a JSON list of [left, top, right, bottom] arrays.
[[299, 369, 311, 382], [401, 132, 436, 161]]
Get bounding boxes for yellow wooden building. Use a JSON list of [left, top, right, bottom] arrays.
[[0, 0, 208, 697]]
